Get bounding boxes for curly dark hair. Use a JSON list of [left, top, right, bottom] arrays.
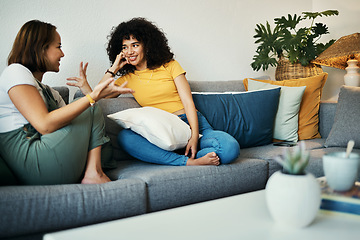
[[107, 17, 174, 75]]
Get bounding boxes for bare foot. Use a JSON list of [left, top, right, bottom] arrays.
[[186, 152, 220, 166], [81, 172, 111, 184]]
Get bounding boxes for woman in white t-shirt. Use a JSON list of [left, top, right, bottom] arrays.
[[0, 20, 133, 185]]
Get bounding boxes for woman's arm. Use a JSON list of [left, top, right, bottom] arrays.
[[8, 78, 128, 135], [174, 73, 199, 158]]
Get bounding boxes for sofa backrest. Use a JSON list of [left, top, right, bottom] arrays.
[[53, 86, 69, 104], [318, 101, 337, 138], [189, 80, 246, 92], [66, 79, 338, 140]]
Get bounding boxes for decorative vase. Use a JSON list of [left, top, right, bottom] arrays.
[[265, 171, 321, 228], [275, 57, 323, 81], [344, 59, 360, 87]]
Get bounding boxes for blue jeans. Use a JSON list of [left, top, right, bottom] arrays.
[[117, 111, 240, 166]]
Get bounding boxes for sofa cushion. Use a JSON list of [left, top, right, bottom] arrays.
[[243, 73, 328, 140], [246, 79, 306, 142], [107, 158, 268, 212], [0, 179, 147, 239], [325, 85, 360, 149], [107, 107, 191, 151], [239, 140, 352, 179], [192, 88, 280, 148]]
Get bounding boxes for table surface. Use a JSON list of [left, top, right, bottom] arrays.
[[43, 190, 360, 240]]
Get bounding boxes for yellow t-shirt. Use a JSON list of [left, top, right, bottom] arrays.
[[115, 60, 186, 113]]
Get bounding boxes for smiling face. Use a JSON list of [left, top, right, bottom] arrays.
[[45, 31, 64, 72], [122, 35, 147, 71]]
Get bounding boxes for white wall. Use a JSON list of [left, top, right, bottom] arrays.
[[0, 0, 359, 100]]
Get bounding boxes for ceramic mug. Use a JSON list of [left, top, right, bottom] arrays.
[[323, 152, 360, 191]]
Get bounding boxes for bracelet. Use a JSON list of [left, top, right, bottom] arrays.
[[105, 69, 115, 77], [86, 94, 95, 106]]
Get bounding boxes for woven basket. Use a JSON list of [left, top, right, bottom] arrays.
[[275, 58, 323, 81]]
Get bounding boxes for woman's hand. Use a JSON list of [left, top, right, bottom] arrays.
[[89, 78, 134, 101], [109, 52, 129, 73], [66, 62, 92, 95], [185, 135, 198, 159]]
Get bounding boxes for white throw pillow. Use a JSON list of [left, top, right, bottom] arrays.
[[107, 107, 191, 151], [247, 79, 306, 142]]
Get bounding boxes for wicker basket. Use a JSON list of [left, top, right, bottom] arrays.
[[275, 57, 323, 81]]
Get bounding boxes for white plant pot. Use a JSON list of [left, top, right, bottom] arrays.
[[265, 171, 321, 228]]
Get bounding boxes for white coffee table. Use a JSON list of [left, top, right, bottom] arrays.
[[43, 190, 360, 240]]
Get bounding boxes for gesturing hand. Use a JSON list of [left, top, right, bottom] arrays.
[[66, 62, 92, 95], [90, 78, 135, 101]]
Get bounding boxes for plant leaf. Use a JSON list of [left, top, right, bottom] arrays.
[[320, 10, 339, 17], [274, 14, 301, 30], [252, 22, 282, 71], [302, 11, 321, 20], [276, 141, 310, 175], [251, 49, 278, 71], [302, 10, 339, 20], [312, 23, 329, 36]]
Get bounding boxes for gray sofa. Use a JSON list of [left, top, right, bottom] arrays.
[[0, 80, 357, 240]]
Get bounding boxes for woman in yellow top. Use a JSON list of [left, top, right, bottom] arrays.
[[100, 17, 240, 166]]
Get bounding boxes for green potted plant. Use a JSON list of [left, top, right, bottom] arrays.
[[265, 142, 321, 228], [251, 10, 339, 80]]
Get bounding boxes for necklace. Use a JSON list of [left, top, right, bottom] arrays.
[[136, 70, 153, 83]]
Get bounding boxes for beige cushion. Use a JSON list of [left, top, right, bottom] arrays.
[[108, 107, 191, 151]]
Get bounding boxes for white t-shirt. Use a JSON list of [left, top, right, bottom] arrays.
[[0, 64, 65, 133]]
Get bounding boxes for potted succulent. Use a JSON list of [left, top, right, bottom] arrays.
[[274, 141, 310, 175], [251, 10, 339, 80], [265, 142, 321, 228]]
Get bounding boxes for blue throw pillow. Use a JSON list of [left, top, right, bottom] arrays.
[[192, 88, 280, 148]]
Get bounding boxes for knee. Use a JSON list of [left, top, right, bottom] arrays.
[[217, 132, 240, 164], [92, 104, 105, 121], [77, 104, 104, 125], [220, 141, 240, 164], [117, 129, 133, 148]]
